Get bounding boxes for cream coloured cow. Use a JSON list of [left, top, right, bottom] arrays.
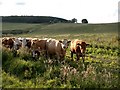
[[46, 38, 71, 60]]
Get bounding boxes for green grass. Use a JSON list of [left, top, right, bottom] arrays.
[[1, 22, 120, 88], [2, 23, 40, 31], [2, 22, 118, 36], [2, 45, 119, 88]]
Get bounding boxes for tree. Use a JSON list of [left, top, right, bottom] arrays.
[[81, 19, 88, 23], [71, 18, 77, 23]]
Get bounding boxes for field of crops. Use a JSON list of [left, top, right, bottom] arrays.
[[1, 22, 120, 88]]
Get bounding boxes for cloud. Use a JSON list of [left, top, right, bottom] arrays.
[[16, 2, 25, 5], [0, 2, 2, 5]]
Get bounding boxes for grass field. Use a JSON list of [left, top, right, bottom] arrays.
[[1, 22, 120, 88]]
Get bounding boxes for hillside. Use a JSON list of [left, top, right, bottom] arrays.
[[30, 23, 118, 34], [2, 22, 118, 36], [2, 16, 69, 23]]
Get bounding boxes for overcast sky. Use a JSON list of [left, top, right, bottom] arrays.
[[0, 0, 119, 23]]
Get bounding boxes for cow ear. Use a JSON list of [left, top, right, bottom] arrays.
[[67, 41, 71, 43], [26, 40, 29, 42], [77, 43, 81, 45], [59, 40, 62, 43], [86, 44, 89, 46]]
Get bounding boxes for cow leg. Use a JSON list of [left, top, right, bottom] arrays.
[[56, 53, 61, 64], [82, 54, 85, 63], [50, 54, 53, 59], [45, 50, 49, 59], [76, 54, 80, 61], [35, 50, 40, 59], [56, 52, 60, 60], [71, 51, 73, 60], [32, 50, 35, 58], [45, 50, 48, 59], [32, 50, 36, 60]]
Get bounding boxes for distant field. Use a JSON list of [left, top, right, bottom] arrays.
[[2, 22, 118, 35], [1, 22, 120, 88]]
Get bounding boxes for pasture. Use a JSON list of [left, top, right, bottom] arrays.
[[1, 22, 120, 88]]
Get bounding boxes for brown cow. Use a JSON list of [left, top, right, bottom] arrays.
[[70, 39, 89, 62], [46, 38, 71, 60], [2, 37, 15, 49], [31, 39, 47, 58]]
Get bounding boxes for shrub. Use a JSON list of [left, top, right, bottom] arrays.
[[17, 47, 32, 60]]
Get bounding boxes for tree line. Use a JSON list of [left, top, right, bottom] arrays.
[[2, 16, 70, 23], [2, 16, 88, 24]]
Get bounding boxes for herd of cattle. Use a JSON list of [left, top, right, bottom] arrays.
[[2, 37, 89, 62]]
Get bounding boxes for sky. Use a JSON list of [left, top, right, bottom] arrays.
[[0, 0, 119, 23]]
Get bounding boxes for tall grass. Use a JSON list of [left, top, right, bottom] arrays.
[[2, 43, 119, 88]]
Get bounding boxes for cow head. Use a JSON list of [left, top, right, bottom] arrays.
[[22, 38, 32, 48], [26, 39, 32, 48], [59, 46, 66, 60], [59, 39, 71, 49], [2, 38, 8, 45], [22, 38, 27, 47], [13, 39, 22, 50], [77, 42, 89, 54]]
